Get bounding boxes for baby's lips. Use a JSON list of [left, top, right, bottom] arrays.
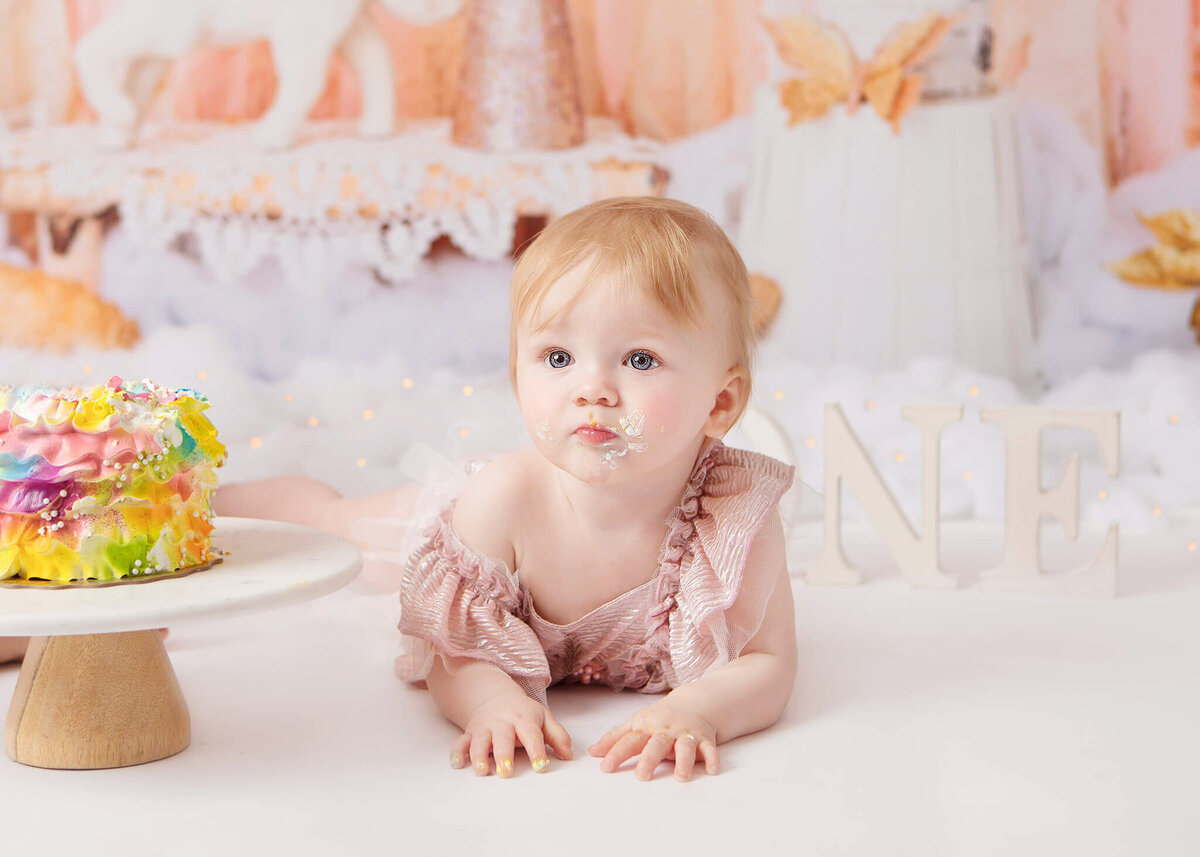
[[574, 425, 617, 444]]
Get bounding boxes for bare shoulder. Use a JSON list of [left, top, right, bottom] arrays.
[[449, 449, 542, 570]]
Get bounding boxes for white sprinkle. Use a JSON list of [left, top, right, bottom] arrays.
[[103, 459, 110, 466], [59, 489, 67, 497], [133, 560, 141, 567], [132, 463, 140, 470], [41, 498, 50, 506], [113, 463, 121, 470], [49, 510, 57, 518], [37, 527, 44, 535]]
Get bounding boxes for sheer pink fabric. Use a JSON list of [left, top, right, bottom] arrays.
[[398, 441, 794, 705]]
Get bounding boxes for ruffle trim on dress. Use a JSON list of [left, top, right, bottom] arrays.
[[411, 507, 523, 610], [628, 440, 795, 689], [398, 505, 550, 702]]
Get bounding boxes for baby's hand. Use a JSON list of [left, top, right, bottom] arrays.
[[452, 694, 572, 778], [588, 700, 718, 781]]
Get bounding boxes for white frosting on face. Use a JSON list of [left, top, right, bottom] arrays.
[[600, 409, 648, 470], [618, 410, 645, 439], [535, 422, 552, 442]]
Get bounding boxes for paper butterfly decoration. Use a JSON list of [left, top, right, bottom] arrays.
[[1109, 209, 1200, 290], [1109, 208, 1200, 344], [761, 13, 956, 133]]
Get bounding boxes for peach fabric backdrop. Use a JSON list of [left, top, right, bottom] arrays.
[[58, 0, 759, 141], [3, 0, 1199, 181]]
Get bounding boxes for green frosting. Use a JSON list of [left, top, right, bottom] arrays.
[[101, 535, 153, 577]]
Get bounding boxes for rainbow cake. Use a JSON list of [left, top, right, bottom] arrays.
[[0, 377, 226, 586]]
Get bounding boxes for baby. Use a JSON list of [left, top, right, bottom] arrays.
[[219, 197, 797, 780]]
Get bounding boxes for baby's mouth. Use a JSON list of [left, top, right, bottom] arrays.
[[574, 424, 618, 445], [572, 410, 649, 467]]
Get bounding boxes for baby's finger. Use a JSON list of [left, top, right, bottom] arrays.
[[698, 739, 720, 775], [588, 721, 630, 757], [673, 735, 699, 781], [542, 710, 573, 760], [600, 730, 649, 773], [517, 728, 550, 774], [469, 730, 493, 777], [450, 733, 471, 769], [492, 726, 517, 779], [634, 732, 673, 781]]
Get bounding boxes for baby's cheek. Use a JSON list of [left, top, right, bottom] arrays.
[[519, 389, 557, 440], [642, 393, 692, 433]]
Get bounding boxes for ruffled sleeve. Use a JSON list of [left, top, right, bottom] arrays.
[[665, 442, 794, 686], [398, 506, 551, 705]]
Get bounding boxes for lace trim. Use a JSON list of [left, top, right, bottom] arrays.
[[0, 118, 661, 293]]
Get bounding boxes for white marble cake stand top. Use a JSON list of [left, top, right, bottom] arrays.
[[0, 517, 362, 637]]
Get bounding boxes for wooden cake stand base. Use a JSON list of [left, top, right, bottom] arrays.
[[5, 631, 189, 769], [0, 518, 362, 771]]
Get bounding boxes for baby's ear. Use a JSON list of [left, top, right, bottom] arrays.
[[704, 368, 747, 438]]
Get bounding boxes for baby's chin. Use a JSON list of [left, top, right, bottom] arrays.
[[541, 442, 642, 486]]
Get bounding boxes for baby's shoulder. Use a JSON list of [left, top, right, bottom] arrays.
[[449, 449, 541, 570]]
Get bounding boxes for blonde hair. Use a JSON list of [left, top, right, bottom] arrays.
[[509, 197, 756, 425]]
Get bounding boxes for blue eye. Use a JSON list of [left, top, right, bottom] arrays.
[[627, 351, 660, 371], [544, 350, 572, 369]]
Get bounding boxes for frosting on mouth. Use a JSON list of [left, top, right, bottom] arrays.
[[600, 409, 647, 469]]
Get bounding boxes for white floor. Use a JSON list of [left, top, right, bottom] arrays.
[[3, 521, 1198, 857]]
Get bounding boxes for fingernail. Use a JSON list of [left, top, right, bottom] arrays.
[[475, 760, 489, 776], [532, 757, 549, 773], [450, 752, 463, 769], [497, 758, 514, 777]]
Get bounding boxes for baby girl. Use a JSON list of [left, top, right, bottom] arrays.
[[219, 197, 797, 780]]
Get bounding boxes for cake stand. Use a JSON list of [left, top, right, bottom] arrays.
[[0, 517, 361, 770]]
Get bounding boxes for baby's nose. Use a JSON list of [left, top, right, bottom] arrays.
[[573, 367, 617, 407]]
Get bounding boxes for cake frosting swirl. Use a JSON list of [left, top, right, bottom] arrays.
[[0, 376, 226, 585]]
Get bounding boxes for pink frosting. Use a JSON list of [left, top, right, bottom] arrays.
[[0, 428, 161, 476]]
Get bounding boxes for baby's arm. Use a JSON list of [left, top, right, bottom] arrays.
[[424, 456, 571, 777], [589, 512, 797, 780]]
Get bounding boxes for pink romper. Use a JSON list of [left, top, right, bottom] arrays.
[[396, 440, 794, 705]]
